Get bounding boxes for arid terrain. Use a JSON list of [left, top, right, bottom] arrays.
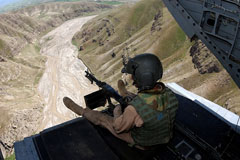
[[38, 16, 98, 131], [73, 0, 240, 112], [0, 0, 240, 159], [0, 1, 111, 158], [0, 0, 139, 13]]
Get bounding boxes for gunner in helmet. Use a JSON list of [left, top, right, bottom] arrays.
[[63, 53, 178, 149]]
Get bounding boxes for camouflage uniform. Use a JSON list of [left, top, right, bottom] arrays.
[[63, 81, 178, 149], [130, 82, 178, 146]]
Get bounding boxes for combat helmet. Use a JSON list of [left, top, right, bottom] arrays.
[[122, 53, 163, 91]]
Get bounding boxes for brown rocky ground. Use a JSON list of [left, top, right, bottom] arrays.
[[190, 40, 221, 74], [0, 2, 112, 58], [73, 0, 240, 115], [0, 2, 112, 158], [38, 16, 98, 131]]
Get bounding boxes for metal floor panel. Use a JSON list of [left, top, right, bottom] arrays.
[[34, 118, 119, 160], [14, 93, 240, 160]]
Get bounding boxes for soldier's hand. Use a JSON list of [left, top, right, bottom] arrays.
[[118, 80, 136, 102], [118, 80, 128, 97], [113, 104, 122, 118]]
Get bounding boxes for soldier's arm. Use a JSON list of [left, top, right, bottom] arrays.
[[113, 105, 122, 119], [113, 105, 143, 134]]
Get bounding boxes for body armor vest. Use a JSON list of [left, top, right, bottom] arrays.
[[129, 87, 178, 146]]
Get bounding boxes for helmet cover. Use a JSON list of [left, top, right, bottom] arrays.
[[122, 53, 163, 91]]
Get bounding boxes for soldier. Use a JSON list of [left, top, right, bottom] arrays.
[[63, 53, 178, 150]]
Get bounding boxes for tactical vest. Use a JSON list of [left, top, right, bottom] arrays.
[[129, 87, 178, 146]]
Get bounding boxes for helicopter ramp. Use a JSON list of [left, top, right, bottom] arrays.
[[14, 83, 240, 160], [167, 83, 240, 134]]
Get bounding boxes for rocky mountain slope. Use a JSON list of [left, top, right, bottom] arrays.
[[0, 2, 111, 158], [0, 0, 139, 13], [73, 0, 240, 113], [0, 2, 112, 58], [0, 0, 93, 13]]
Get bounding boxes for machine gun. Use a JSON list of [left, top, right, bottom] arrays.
[[84, 70, 128, 111]]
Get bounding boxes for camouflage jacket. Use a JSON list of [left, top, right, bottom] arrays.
[[129, 83, 178, 146]]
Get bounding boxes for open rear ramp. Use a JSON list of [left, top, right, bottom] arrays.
[[14, 85, 240, 160]]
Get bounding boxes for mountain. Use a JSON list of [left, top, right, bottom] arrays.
[[0, 1, 112, 57], [0, 0, 138, 13], [0, 2, 112, 158], [0, 0, 82, 13], [72, 0, 240, 113]]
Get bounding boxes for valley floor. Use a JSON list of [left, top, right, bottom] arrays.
[[0, 16, 99, 158], [37, 16, 99, 131]]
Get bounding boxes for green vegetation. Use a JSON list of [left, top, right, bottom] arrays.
[[72, 39, 78, 48], [7, 44, 46, 88], [34, 44, 41, 53], [72, 0, 192, 85], [34, 70, 44, 85], [0, 0, 122, 13], [155, 24, 187, 60], [96, 1, 123, 5], [73, 0, 163, 57], [0, 39, 4, 49], [106, 0, 163, 44], [12, 44, 43, 68], [0, 39, 5, 54], [0, 0, 84, 13], [73, 0, 240, 108], [162, 40, 193, 70], [5, 153, 15, 160], [54, 0, 84, 2], [0, 39, 11, 58], [125, 0, 163, 35]]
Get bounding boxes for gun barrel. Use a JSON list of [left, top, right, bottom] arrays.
[[85, 71, 103, 86], [85, 70, 128, 110]]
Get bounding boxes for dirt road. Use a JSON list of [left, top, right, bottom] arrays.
[[38, 16, 98, 131]]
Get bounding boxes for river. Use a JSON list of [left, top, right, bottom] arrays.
[[38, 16, 98, 131]]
